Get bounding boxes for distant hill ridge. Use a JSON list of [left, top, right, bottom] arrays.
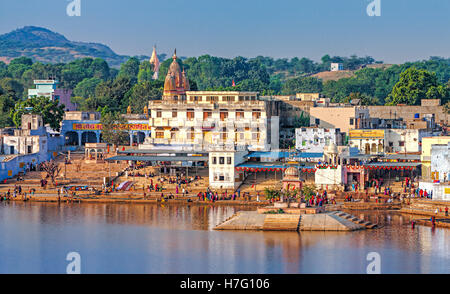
[[0, 26, 156, 67]]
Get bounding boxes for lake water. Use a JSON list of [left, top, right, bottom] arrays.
[[0, 202, 449, 274]]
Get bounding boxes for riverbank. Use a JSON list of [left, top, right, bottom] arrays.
[[1, 194, 270, 206]]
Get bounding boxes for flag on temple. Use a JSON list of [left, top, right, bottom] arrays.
[[232, 79, 236, 87]]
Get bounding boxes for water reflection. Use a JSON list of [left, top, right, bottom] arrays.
[[0, 202, 448, 273]]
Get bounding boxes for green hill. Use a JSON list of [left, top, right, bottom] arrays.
[[0, 26, 151, 68]]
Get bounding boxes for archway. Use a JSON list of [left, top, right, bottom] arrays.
[[371, 143, 377, 154], [81, 131, 97, 145], [135, 131, 146, 144], [378, 143, 383, 153], [65, 131, 78, 146]]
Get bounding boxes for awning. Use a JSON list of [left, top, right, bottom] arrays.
[[106, 155, 208, 162], [245, 151, 323, 159], [344, 162, 421, 170], [235, 163, 317, 173]]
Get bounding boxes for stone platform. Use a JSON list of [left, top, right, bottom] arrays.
[[214, 210, 377, 231]]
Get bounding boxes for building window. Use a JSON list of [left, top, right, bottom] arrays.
[[157, 110, 162, 118], [172, 110, 177, 118], [236, 110, 244, 119], [188, 128, 195, 140], [221, 128, 227, 140], [213, 157, 217, 164], [227, 157, 232, 165], [203, 110, 212, 119], [220, 111, 228, 121], [315, 118, 320, 125], [252, 111, 261, 119], [156, 131, 164, 138], [399, 141, 405, 147], [350, 118, 354, 125], [389, 142, 393, 147], [219, 157, 225, 164], [187, 110, 195, 120]]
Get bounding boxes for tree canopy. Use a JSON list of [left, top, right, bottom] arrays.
[[0, 54, 447, 128], [385, 67, 449, 105], [11, 96, 65, 131]]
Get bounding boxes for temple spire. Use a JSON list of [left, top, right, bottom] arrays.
[[149, 45, 160, 80], [173, 48, 177, 60]]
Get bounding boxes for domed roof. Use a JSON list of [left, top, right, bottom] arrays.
[[162, 49, 189, 100], [329, 142, 338, 154], [164, 73, 177, 93], [182, 69, 190, 91], [284, 167, 299, 178]]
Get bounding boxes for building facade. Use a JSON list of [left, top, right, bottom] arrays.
[[143, 50, 280, 152], [295, 127, 343, 153], [430, 143, 450, 182], [330, 63, 344, 71], [421, 136, 450, 181], [61, 111, 151, 146], [309, 106, 370, 135], [28, 80, 77, 111], [208, 151, 247, 189]]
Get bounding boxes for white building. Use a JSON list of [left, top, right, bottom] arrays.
[[295, 127, 343, 153], [430, 143, 450, 182], [385, 129, 432, 153], [208, 151, 247, 189], [349, 128, 432, 155], [1, 114, 48, 162], [141, 51, 281, 153], [330, 63, 344, 71]]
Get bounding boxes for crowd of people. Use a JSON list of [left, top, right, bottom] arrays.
[[1, 184, 35, 201]]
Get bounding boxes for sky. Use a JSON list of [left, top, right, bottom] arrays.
[[0, 0, 449, 64]]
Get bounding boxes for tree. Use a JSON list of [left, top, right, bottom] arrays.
[[385, 67, 447, 105], [100, 112, 128, 146], [11, 96, 65, 131], [137, 60, 154, 83], [41, 160, 61, 186], [0, 78, 24, 100], [281, 77, 322, 95], [118, 57, 140, 84], [301, 184, 316, 200], [0, 93, 15, 127], [444, 101, 450, 114], [128, 80, 163, 113], [293, 112, 310, 128], [343, 92, 380, 105], [264, 187, 280, 201], [95, 76, 133, 112], [73, 77, 102, 98]]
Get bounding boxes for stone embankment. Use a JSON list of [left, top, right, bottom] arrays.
[[214, 210, 378, 231], [400, 199, 450, 219]]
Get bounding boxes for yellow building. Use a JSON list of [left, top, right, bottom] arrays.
[[421, 136, 450, 181]]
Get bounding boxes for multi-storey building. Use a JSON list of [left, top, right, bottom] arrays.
[[309, 106, 370, 135], [28, 79, 77, 111], [143, 50, 280, 152], [295, 127, 343, 153]]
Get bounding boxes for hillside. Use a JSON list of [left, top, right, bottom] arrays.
[[0, 26, 151, 67], [311, 64, 395, 82]]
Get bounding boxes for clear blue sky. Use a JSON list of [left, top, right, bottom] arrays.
[[1, 0, 449, 63]]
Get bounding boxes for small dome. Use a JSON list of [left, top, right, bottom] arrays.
[[182, 70, 190, 91], [164, 73, 177, 93], [329, 142, 338, 154], [284, 167, 299, 178]]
